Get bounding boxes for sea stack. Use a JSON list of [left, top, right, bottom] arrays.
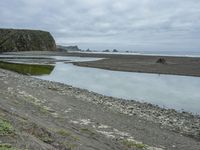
[[0, 28, 56, 52]]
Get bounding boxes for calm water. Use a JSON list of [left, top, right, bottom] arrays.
[[35, 62, 200, 114], [1, 55, 199, 114]]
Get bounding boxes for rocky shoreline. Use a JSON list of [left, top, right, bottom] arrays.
[[1, 68, 200, 149], [39, 75, 200, 140], [2, 67, 199, 140]]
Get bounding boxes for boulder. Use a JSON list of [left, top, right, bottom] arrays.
[[156, 58, 167, 64]]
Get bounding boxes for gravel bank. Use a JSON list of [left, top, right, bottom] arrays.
[[1, 69, 200, 150], [36, 74, 200, 140]]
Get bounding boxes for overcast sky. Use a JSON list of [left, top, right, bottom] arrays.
[[0, 0, 200, 51]]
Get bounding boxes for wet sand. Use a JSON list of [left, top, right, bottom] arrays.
[[5, 51, 200, 77], [71, 53, 200, 77]]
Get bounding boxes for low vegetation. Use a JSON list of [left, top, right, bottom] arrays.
[[0, 144, 17, 150], [57, 129, 80, 141], [0, 118, 14, 135], [62, 141, 78, 149], [57, 129, 72, 137], [122, 140, 146, 149], [80, 128, 96, 136], [0, 61, 54, 75]]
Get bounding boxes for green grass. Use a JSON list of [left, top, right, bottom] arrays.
[[0, 144, 17, 150], [0, 118, 14, 136], [80, 128, 95, 136], [57, 129, 72, 136], [40, 135, 53, 144], [62, 142, 78, 149], [56, 129, 80, 141], [0, 61, 54, 75], [122, 140, 146, 149]]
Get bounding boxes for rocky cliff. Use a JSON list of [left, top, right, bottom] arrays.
[[57, 45, 81, 51], [0, 29, 56, 52]]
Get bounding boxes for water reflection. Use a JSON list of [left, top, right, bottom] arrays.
[[36, 62, 200, 114]]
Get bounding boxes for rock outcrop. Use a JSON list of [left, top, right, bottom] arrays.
[[0, 28, 56, 52], [57, 45, 81, 51], [156, 58, 167, 64]]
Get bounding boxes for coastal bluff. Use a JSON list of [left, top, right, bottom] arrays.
[[0, 28, 56, 52]]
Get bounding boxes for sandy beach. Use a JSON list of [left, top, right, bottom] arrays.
[[71, 52, 200, 77]]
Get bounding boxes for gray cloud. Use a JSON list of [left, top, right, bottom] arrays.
[[0, 0, 200, 51]]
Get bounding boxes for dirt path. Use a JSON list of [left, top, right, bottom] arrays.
[[0, 69, 200, 150]]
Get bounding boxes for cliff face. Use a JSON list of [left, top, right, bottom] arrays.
[[0, 29, 56, 52]]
